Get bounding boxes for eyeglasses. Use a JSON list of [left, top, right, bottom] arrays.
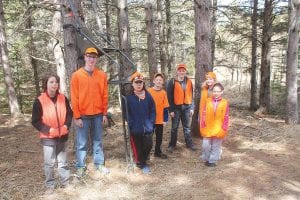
[[134, 80, 143, 84], [85, 55, 97, 59]]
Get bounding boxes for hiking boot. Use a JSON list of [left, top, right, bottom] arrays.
[[142, 165, 151, 174], [96, 165, 110, 174], [76, 167, 86, 178], [154, 152, 168, 159]]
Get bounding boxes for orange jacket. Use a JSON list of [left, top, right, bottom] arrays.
[[148, 88, 169, 124], [173, 78, 193, 105], [71, 67, 108, 118], [38, 93, 68, 139], [199, 97, 229, 139]]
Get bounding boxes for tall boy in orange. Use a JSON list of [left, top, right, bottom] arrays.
[[199, 83, 229, 167], [148, 73, 169, 158]]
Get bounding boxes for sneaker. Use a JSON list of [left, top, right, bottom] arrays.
[[96, 165, 110, 174], [154, 153, 168, 159], [142, 165, 151, 174], [167, 146, 174, 153], [76, 167, 86, 178], [205, 161, 217, 167]]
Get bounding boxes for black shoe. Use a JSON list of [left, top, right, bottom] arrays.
[[154, 153, 168, 159], [205, 161, 216, 167]]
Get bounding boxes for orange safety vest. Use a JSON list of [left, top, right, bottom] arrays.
[[148, 88, 169, 124], [200, 97, 229, 139], [38, 93, 68, 139], [173, 78, 193, 105]]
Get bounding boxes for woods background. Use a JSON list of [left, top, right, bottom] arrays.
[[0, 0, 299, 126]]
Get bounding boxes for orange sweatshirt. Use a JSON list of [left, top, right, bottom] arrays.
[[148, 88, 169, 124], [71, 67, 108, 118]]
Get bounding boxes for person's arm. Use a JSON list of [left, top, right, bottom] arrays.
[[102, 73, 108, 116], [167, 78, 175, 113], [31, 99, 50, 134], [70, 73, 80, 119], [222, 103, 230, 131], [163, 108, 169, 122], [64, 97, 73, 129]]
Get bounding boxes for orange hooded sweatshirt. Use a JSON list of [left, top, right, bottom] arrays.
[[71, 67, 108, 119]]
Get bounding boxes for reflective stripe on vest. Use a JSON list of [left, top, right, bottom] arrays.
[[38, 93, 68, 139]]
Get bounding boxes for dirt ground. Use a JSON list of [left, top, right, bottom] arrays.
[[0, 104, 300, 200]]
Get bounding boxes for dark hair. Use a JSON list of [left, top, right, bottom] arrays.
[[212, 82, 224, 91], [41, 73, 60, 93]]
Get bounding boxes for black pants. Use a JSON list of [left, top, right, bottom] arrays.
[[130, 134, 153, 167], [154, 124, 163, 154]]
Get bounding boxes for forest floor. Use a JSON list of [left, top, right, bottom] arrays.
[[0, 91, 300, 200]]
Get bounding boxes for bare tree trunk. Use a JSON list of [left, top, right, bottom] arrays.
[[62, 0, 80, 80], [91, 0, 104, 34], [52, 0, 68, 96], [192, 0, 212, 136], [0, 0, 21, 118], [286, 0, 300, 124], [145, 2, 158, 81], [211, 0, 217, 67], [165, 0, 174, 75], [250, 0, 259, 110], [157, 0, 167, 76], [259, 0, 273, 112], [117, 0, 134, 95]]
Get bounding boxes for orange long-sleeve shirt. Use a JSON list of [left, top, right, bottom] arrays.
[[71, 67, 108, 119]]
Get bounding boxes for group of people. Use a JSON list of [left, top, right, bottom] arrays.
[[31, 47, 229, 193]]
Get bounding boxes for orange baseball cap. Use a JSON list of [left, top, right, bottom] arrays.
[[177, 63, 187, 71], [85, 47, 99, 56], [130, 72, 144, 82]]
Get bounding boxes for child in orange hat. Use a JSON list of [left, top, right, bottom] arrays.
[[125, 72, 156, 174], [148, 73, 169, 159]]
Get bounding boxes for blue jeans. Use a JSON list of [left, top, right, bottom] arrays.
[[76, 115, 105, 168], [169, 105, 193, 148], [43, 143, 69, 188]]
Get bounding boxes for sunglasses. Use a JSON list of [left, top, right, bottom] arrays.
[[134, 80, 143, 84]]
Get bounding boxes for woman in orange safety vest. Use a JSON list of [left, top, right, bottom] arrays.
[[32, 73, 72, 193]]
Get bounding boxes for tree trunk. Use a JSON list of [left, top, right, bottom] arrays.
[[286, 0, 300, 124], [0, 0, 21, 118], [157, 0, 167, 76], [250, 0, 259, 110], [192, 0, 212, 137], [211, 0, 217, 67], [165, 0, 174, 75], [259, 0, 273, 112], [52, 0, 68, 96], [117, 0, 134, 95], [145, 2, 158, 81], [62, 0, 80, 81]]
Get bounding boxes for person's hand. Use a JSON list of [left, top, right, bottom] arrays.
[[103, 115, 108, 124], [74, 118, 83, 128], [189, 110, 194, 117], [163, 122, 167, 126], [170, 112, 175, 118]]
